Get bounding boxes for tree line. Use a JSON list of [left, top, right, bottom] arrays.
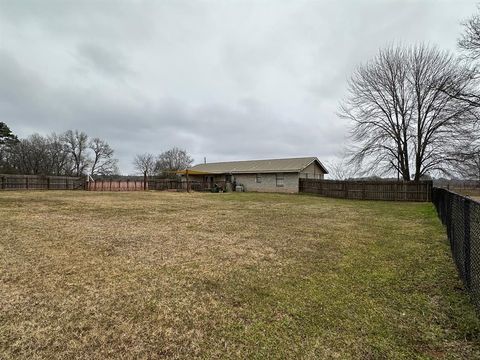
[[339, 7, 480, 181], [0, 123, 196, 178], [0, 124, 119, 177], [133, 148, 193, 178]]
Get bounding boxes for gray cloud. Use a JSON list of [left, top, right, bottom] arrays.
[[0, 0, 477, 174], [75, 43, 132, 77]]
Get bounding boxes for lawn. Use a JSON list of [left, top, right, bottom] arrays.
[[1, 191, 479, 359]]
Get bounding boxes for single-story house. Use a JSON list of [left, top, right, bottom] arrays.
[[182, 157, 328, 193]]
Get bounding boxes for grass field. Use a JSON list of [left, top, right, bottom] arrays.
[[449, 188, 480, 201], [1, 191, 479, 359]]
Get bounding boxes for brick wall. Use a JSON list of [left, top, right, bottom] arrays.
[[234, 173, 299, 193]]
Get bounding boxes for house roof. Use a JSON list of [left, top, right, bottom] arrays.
[[188, 157, 328, 174]]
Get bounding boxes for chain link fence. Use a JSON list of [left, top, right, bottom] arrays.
[[432, 188, 480, 312]]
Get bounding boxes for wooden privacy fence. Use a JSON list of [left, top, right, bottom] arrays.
[[299, 178, 433, 201], [86, 178, 227, 192], [148, 179, 227, 192], [0, 174, 84, 190], [148, 179, 182, 191], [86, 179, 146, 191]]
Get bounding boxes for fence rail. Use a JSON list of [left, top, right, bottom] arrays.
[[432, 188, 480, 312], [0, 174, 230, 192], [148, 179, 227, 192], [0, 174, 84, 190], [86, 179, 146, 191], [299, 179, 432, 201]]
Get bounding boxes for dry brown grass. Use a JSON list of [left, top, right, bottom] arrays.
[[1, 191, 479, 359]]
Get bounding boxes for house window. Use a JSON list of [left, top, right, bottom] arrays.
[[256, 174, 262, 183], [276, 173, 284, 187]]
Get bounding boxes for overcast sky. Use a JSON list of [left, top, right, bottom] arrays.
[[0, 0, 477, 174]]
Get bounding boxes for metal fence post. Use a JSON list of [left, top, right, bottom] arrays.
[[464, 199, 471, 290], [445, 191, 452, 251], [1, 176, 5, 190]]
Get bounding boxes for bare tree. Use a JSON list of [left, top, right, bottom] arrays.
[[8, 134, 48, 175], [7, 133, 73, 175], [326, 157, 358, 180], [46, 133, 74, 176], [5, 129, 121, 176], [155, 147, 193, 177], [454, 142, 480, 181], [461, 153, 480, 181], [459, 6, 480, 61], [437, 7, 480, 108], [340, 44, 480, 181], [133, 153, 156, 177], [89, 138, 119, 176], [62, 130, 90, 176]]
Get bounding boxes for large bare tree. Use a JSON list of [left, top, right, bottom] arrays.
[[433, 7, 480, 108], [133, 153, 156, 177], [46, 133, 74, 176], [459, 6, 480, 61], [62, 130, 90, 176], [457, 145, 480, 181], [155, 147, 193, 177], [89, 138, 119, 176], [340, 44, 480, 181], [8, 134, 49, 175], [326, 154, 359, 180]]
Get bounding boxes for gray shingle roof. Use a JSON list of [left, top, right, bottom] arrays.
[[189, 157, 328, 174]]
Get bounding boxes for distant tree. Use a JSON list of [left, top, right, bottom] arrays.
[[133, 153, 156, 177], [62, 130, 90, 176], [89, 138, 119, 176], [339, 44, 480, 181], [464, 152, 480, 181], [326, 158, 358, 180], [155, 147, 193, 177], [434, 7, 480, 108], [8, 134, 51, 175], [0, 122, 19, 173], [459, 6, 480, 61], [0, 122, 18, 145], [45, 133, 74, 176], [455, 142, 480, 181], [7, 133, 71, 175], [4, 129, 120, 176]]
